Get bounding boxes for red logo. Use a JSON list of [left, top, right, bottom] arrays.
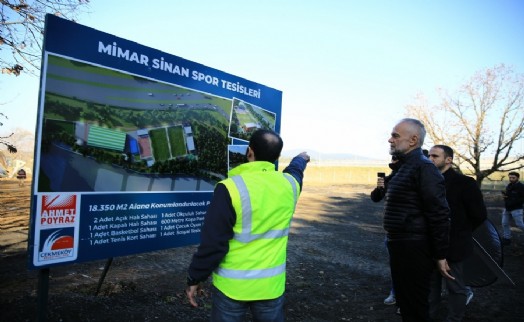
[[43, 229, 75, 251], [40, 195, 77, 226], [42, 195, 77, 212]]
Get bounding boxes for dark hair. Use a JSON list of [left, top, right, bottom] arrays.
[[433, 144, 454, 159], [509, 171, 520, 179], [249, 129, 283, 163]]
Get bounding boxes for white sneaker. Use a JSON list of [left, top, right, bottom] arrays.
[[384, 293, 396, 305], [466, 289, 474, 305]]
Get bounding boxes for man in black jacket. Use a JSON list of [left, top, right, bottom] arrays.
[[370, 156, 400, 308], [501, 171, 524, 246], [384, 118, 451, 322], [428, 145, 487, 321]]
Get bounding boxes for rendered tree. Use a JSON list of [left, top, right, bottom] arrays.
[[1, 0, 90, 76], [407, 64, 524, 187]]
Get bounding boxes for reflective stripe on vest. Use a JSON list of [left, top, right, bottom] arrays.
[[215, 263, 286, 279], [230, 174, 298, 243]]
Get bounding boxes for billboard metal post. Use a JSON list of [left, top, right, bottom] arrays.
[[36, 268, 50, 322], [95, 257, 114, 296]]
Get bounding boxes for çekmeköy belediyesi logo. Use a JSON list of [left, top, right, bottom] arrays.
[[38, 227, 76, 261], [35, 194, 79, 264]]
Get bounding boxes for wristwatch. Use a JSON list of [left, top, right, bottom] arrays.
[[187, 275, 200, 286]]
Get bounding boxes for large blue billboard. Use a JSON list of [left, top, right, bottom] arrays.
[[27, 14, 282, 269]]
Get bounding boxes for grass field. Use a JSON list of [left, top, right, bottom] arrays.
[[49, 54, 136, 80], [278, 162, 520, 191], [46, 94, 89, 110], [297, 164, 391, 186], [236, 109, 257, 125], [168, 126, 186, 157], [49, 120, 75, 136], [150, 128, 170, 161]]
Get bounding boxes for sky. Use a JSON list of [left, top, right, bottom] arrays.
[[1, 0, 523, 160]]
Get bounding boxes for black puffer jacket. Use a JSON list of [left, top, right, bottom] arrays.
[[384, 148, 450, 260]]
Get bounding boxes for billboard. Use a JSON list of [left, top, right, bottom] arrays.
[[27, 15, 282, 269]]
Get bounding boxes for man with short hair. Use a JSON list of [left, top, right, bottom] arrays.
[[428, 144, 487, 321], [501, 171, 524, 246], [185, 129, 310, 322], [384, 118, 451, 322]]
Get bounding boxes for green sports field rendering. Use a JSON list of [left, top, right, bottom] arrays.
[[38, 55, 234, 192]]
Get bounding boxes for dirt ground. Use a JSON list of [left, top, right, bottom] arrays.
[[1, 179, 523, 322]]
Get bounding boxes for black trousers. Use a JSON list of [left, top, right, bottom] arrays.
[[428, 260, 468, 321], [387, 239, 434, 322]]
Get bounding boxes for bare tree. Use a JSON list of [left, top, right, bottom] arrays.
[[1, 0, 90, 77], [0, 112, 17, 153], [407, 64, 524, 186], [1, 0, 89, 154]]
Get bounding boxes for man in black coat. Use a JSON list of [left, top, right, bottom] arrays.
[[384, 118, 451, 322], [428, 145, 487, 321], [501, 171, 524, 245]]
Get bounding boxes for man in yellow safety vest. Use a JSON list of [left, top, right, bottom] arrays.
[[186, 129, 310, 321]]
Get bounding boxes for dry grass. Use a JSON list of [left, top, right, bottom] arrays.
[[281, 163, 517, 190], [301, 164, 390, 186]]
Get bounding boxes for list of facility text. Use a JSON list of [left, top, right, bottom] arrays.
[[85, 201, 206, 246]]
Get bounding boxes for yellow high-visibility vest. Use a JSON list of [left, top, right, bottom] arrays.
[[212, 161, 300, 300]]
